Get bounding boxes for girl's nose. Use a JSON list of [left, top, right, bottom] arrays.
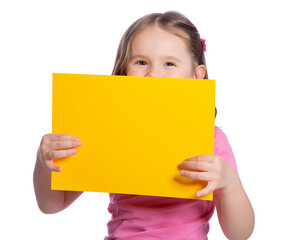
[[145, 66, 162, 78]]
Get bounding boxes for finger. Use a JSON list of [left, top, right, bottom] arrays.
[[50, 133, 80, 142], [196, 183, 215, 198], [44, 160, 62, 172], [181, 161, 211, 171], [180, 170, 210, 181], [48, 140, 82, 150], [45, 148, 77, 160], [185, 155, 215, 163]]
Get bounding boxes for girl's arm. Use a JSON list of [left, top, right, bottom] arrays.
[[33, 134, 83, 214], [214, 177, 254, 240], [180, 155, 255, 240]]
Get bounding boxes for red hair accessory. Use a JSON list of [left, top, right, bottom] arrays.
[[201, 38, 206, 52]]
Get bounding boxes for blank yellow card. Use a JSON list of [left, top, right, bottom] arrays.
[[51, 73, 215, 200]]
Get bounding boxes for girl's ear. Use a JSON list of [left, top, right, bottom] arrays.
[[194, 65, 206, 79]]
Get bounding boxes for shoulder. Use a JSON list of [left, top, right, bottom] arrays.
[[214, 126, 231, 149], [214, 126, 238, 173], [214, 126, 228, 139]]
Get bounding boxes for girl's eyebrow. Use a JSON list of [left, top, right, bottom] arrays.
[[163, 56, 182, 63], [130, 54, 182, 63], [129, 54, 148, 60]]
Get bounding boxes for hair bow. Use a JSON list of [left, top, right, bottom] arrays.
[[201, 38, 206, 52]]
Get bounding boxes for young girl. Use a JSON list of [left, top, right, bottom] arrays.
[[34, 11, 254, 239]]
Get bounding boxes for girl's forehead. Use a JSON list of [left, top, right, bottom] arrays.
[[130, 25, 190, 56], [134, 25, 187, 42]]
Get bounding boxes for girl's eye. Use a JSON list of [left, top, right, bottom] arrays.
[[164, 62, 175, 67], [136, 60, 148, 65]]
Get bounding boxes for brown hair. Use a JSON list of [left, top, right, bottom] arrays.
[[111, 11, 208, 79]]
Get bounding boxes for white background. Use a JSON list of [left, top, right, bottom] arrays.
[[1, 0, 299, 239]]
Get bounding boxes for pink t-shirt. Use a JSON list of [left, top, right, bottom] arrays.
[[105, 127, 237, 240]]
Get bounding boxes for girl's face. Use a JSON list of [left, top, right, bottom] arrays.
[[126, 25, 205, 79]]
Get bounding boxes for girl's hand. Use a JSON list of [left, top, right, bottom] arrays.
[[180, 155, 239, 197], [38, 133, 82, 172]]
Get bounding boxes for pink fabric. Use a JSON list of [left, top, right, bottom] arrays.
[[105, 127, 237, 240]]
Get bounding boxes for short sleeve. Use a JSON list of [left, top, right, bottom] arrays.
[[213, 127, 238, 195]]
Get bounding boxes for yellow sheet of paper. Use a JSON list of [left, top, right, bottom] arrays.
[[51, 73, 215, 200]]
